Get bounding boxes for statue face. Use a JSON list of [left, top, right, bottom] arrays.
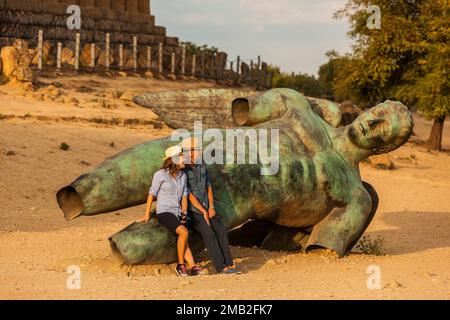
[[348, 101, 413, 154]]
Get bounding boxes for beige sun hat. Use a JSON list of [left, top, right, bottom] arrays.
[[181, 137, 202, 151], [163, 145, 183, 160]]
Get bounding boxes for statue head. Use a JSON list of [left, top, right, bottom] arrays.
[[348, 101, 414, 154]]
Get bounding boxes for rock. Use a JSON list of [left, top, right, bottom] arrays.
[[61, 47, 74, 65], [97, 50, 115, 66], [41, 85, 62, 97], [5, 150, 16, 156], [11, 66, 33, 82], [12, 80, 35, 91], [118, 71, 128, 77], [365, 154, 395, 170], [63, 96, 79, 104], [119, 91, 135, 102], [144, 71, 153, 78], [98, 99, 117, 109], [1, 41, 35, 83], [104, 90, 123, 100], [166, 74, 177, 81], [1, 47, 19, 77], [44, 94, 55, 102]]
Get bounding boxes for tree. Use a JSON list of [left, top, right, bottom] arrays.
[[268, 65, 323, 98], [334, 0, 449, 150]]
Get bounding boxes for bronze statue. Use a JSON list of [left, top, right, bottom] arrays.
[[56, 88, 413, 265]]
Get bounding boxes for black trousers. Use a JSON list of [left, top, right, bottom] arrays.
[[189, 211, 233, 273]]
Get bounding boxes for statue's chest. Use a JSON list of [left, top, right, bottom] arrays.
[[312, 151, 361, 203]]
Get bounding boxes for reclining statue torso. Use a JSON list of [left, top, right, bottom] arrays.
[[56, 88, 413, 264]]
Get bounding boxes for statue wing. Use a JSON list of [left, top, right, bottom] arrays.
[[133, 88, 342, 129], [133, 88, 260, 130]]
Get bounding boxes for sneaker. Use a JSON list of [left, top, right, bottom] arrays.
[[175, 264, 188, 277], [190, 266, 206, 276], [221, 267, 240, 274]]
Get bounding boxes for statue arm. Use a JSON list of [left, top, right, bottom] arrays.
[[306, 97, 342, 128], [305, 187, 372, 257]]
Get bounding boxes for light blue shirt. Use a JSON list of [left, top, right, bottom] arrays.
[[149, 169, 189, 216]]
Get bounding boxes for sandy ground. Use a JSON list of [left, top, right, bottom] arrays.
[[0, 75, 449, 300]]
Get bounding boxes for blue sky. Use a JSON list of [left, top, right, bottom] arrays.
[[151, 0, 352, 76]]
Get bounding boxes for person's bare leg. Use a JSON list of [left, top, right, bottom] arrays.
[[176, 226, 189, 265], [184, 245, 196, 269]]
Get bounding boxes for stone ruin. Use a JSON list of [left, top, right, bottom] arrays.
[[0, 0, 228, 78]]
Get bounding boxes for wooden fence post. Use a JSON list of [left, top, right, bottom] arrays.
[[147, 46, 152, 70], [119, 44, 123, 69], [105, 33, 110, 69], [262, 63, 268, 88], [57, 42, 62, 71], [229, 61, 233, 82], [37, 30, 43, 71], [201, 51, 205, 78], [236, 55, 240, 85], [171, 51, 175, 75], [211, 53, 215, 80], [74, 33, 80, 72], [256, 55, 261, 90], [192, 54, 196, 77], [133, 36, 137, 72], [90, 43, 95, 68], [158, 43, 163, 75], [181, 44, 186, 76]]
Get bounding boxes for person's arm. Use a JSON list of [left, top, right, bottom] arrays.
[[207, 185, 216, 218], [136, 194, 154, 223], [180, 176, 189, 224], [188, 193, 210, 226], [136, 171, 161, 223], [206, 169, 216, 218], [180, 195, 188, 224]]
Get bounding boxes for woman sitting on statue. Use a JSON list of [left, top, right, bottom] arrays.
[[136, 145, 205, 277]]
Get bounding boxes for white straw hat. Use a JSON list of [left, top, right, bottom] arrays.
[[163, 145, 183, 160]]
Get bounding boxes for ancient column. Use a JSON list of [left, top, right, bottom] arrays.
[[138, 0, 150, 14], [126, 0, 139, 12], [79, 0, 96, 7], [95, 0, 112, 9], [112, 0, 125, 12]]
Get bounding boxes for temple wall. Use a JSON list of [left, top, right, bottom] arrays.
[[0, 0, 169, 46], [0, 0, 230, 76]]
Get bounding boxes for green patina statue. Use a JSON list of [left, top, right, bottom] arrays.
[[56, 88, 413, 265]]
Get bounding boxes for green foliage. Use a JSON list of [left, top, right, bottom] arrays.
[[328, 0, 449, 118], [356, 235, 385, 256], [60, 142, 70, 151], [181, 42, 219, 55], [268, 65, 323, 98]]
